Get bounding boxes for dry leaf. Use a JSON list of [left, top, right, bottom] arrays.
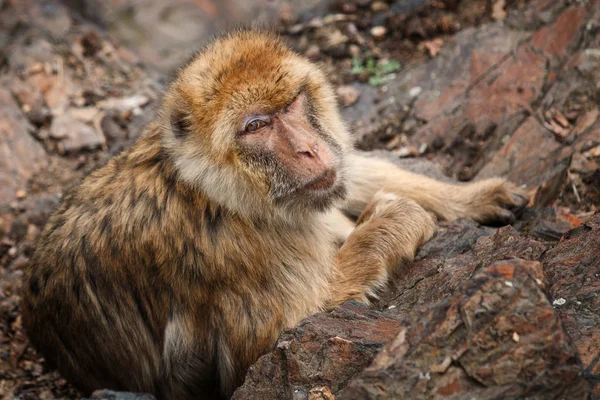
[[543, 108, 572, 142], [421, 38, 444, 57]]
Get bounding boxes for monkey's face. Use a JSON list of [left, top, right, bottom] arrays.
[[163, 31, 352, 217], [233, 89, 348, 213]]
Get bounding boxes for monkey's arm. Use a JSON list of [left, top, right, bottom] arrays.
[[343, 152, 528, 225], [328, 191, 435, 306]]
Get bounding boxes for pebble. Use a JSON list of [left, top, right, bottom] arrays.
[[409, 86, 423, 98], [552, 298, 567, 306], [8, 246, 18, 257], [336, 85, 360, 107], [371, 1, 389, 12], [370, 26, 387, 40], [16, 189, 27, 200], [395, 146, 419, 158], [348, 44, 361, 57], [304, 45, 320, 59]]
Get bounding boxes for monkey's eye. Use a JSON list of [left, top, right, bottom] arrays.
[[245, 119, 268, 133]]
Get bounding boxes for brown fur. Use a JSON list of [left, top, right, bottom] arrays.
[[22, 30, 528, 399]]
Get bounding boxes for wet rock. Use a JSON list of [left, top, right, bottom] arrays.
[[340, 260, 588, 400]]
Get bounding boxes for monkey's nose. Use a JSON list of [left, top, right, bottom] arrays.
[[297, 140, 319, 158], [298, 150, 315, 158]]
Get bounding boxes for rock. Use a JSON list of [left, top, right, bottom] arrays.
[[340, 260, 588, 399], [50, 111, 106, 153], [316, 27, 349, 57], [234, 257, 589, 399], [0, 88, 48, 204], [394, 146, 419, 158], [339, 83, 385, 145], [97, 95, 151, 114], [10, 81, 52, 128], [337, 1, 598, 179], [541, 213, 600, 397], [371, 2, 388, 13], [232, 302, 406, 400], [336, 85, 360, 107], [379, 222, 547, 315], [348, 44, 361, 57], [514, 207, 583, 242], [369, 26, 387, 40], [308, 386, 335, 400], [82, 390, 156, 400], [61, 0, 327, 70]]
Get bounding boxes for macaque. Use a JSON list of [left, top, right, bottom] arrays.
[[22, 30, 528, 400]]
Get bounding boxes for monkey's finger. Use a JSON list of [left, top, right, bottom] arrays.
[[508, 193, 529, 214], [474, 206, 516, 226]]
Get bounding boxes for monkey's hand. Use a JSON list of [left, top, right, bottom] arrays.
[[356, 190, 437, 267], [457, 178, 529, 226], [330, 191, 436, 305]]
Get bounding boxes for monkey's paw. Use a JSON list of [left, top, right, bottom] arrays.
[[358, 190, 437, 247], [464, 178, 529, 226]]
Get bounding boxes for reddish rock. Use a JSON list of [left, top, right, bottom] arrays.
[[234, 256, 590, 399], [232, 302, 406, 400], [465, 44, 546, 133], [542, 214, 600, 397], [339, 260, 589, 400], [411, 26, 530, 124], [477, 116, 561, 186], [531, 6, 586, 58], [378, 221, 548, 315], [402, 25, 545, 179]]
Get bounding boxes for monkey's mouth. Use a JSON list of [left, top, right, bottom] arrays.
[[302, 169, 337, 192]]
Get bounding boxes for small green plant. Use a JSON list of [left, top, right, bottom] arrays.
[[351, 56, 401, 87]]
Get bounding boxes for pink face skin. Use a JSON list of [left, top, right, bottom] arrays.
[[236, 92, 338, 194]]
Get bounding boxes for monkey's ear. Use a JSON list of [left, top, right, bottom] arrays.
[[170, 111, 192, 139]]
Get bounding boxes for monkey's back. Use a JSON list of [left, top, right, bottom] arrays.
[[21, 129, 185, 395], [21, 127, 337, 398]]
